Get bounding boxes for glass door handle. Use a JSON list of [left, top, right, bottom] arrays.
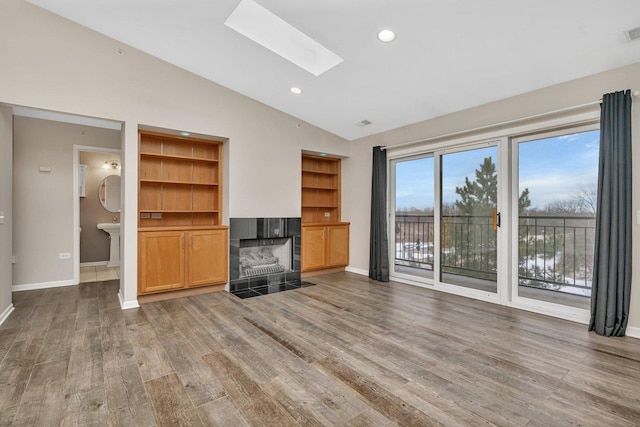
[[493, 210, 501, 230]]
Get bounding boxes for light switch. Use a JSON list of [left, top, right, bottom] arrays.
[[39, 166, 52, 172]]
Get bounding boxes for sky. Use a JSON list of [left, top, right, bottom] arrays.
[[395, 130, 600, 211]]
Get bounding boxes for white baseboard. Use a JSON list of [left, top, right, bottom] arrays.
[[13, 279, 75, 292], [345, 266, 368, 276], [80, 261, 108, 267], [626, 326, 640, 340], [118, 292, 139, 310], [0, 304, 15, 326]]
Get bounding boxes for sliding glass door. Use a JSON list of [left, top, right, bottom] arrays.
[[514, 126, 599, 310], [391, 155, 435, 281], [440, 145, 499, 293]]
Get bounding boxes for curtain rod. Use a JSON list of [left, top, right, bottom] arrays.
[[381, 90, 639, 151]]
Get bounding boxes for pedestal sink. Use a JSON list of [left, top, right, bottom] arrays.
[[97, 223, 120, 267]]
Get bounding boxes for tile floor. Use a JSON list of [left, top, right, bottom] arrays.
[[79, 265, 120, 283]]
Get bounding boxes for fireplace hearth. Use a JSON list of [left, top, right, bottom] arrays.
[[229, 217, 311, 298]]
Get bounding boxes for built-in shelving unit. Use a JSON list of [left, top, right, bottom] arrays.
[[138, 130, 228, 296], [301, 154, 349, 273], [138, 131, 221, 228], [301, 155, 341, 223]]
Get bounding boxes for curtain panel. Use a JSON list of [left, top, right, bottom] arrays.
[[589, 90, 632, 337], [369, 146, 390, 281]]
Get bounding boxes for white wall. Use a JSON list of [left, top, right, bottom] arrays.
[[12, 117, 121, 286], [344, 61, 640, 332], [0, 0, 348, 306], [0, 106, 13, 323]]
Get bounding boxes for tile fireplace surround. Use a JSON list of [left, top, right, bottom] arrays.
[[229, 217, 311, 298]]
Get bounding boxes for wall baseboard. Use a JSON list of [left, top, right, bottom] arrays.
[[0, 304, 15, 327], [626, 326, 640, 340], [80, 261, 109, 267], [13, 279, 75, 292], [345, 266, 368, 276], [118, 292, 139, 310]]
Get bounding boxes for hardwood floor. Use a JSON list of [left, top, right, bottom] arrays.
[[2, 272, 640, 426]]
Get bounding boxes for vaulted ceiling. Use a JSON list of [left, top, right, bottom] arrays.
[[25, 0, 640, 140]]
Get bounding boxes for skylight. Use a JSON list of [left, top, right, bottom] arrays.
[[224, 0, 343, 76]]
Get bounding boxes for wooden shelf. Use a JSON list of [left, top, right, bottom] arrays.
[[138, 130, 222, 228], [301, 169, 338, 176], [140, 179, 218, 186], [301, 185, 336, 190], [140, 152, 218, 163]]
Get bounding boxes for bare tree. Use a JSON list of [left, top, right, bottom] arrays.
[[571, 183, 597, 215]]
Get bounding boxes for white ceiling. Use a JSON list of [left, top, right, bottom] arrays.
[[25, 0, 640, 141]]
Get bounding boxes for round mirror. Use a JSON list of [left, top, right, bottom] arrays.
[[99, 175, 121, 212]]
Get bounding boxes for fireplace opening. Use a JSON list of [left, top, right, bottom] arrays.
[[239, 237, 292, 278], [230, 217, 312, 298]]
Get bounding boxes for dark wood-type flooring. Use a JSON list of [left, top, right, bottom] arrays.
[[2, 272, 640, 426]]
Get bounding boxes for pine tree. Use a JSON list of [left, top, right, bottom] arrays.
[[454, 156, 531, 214]]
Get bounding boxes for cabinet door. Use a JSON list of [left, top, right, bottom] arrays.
[[327, 224, 349, 267], [139, 231, 185, 294], [187, 229, 228, 287], [301, 226, 327, 271]]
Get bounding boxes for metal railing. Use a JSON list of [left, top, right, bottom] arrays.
[[395, 213, 595, 294]]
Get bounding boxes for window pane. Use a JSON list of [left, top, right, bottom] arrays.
[[441, 146, 498, 293], [394, 156, 434, 279], [518, 129, 599, 309]]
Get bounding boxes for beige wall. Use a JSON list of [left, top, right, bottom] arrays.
[[0, 106, 13, 319], [345, 61, 640, 332], [79, 151, 121, 264], [13, 117, 121, 286], [0, 0, 348, 305]]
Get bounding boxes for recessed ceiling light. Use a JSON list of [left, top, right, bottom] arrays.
[[290, 87, 303, 95], [377, 29, 396, 43]]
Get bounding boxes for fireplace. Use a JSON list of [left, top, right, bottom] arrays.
[[230, 217, 309, 298]]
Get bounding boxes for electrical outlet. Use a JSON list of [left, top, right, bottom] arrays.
[[151, 213, 162, 219], [11, 256, 16, 264], [140, 213, 151, 219], [324, 212, 331, 217], [59, 253, 71, 259]]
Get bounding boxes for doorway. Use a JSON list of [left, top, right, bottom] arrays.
[[74, 146, 121, 284]]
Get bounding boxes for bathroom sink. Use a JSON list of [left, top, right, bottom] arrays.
[[97, 223, 121, 267], [97, 223, 120, 232]]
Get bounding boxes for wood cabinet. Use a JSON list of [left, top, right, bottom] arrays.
[[138, 228, 229, 295], [187, 228, 228, 287], [138, 131, 228, 296], [301, 223, 350, 272]]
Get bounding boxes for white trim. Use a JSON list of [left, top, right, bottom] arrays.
[[508, 296, 589, 324], [13, 279, 75, 292], [73, 144, 121, 286], [0, 304, 15, 326], [345, 266, 368, 276], [386, 110, 599, 160], [80, 261, 109, 267], [625, 326, 640, 340], [118, 291, 139, 310]]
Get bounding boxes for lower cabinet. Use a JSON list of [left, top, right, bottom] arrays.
[[301, 223, 349, 272], [138, 227, 228, 295]]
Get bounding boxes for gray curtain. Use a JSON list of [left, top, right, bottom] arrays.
[[589, 90, 632, 337], [369, 146, 390, 281]]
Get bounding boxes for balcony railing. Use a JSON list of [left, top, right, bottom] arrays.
[[395, 213, 595, 295]]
